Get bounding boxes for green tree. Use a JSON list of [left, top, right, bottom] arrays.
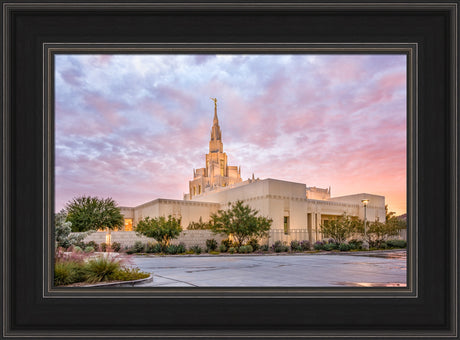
[[366, 206, 406, 246], [135, 215, 182, 248], [210, 200, 272, 247], [65, 196, 124, 232], [320, 214, 362, 244]]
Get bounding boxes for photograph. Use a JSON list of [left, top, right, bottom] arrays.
[[54, 53, 408, 288]]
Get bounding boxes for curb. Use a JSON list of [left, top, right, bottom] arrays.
[[83, 274, 153, 288]]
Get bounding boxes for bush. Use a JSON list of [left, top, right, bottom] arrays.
[[260, 244, 269, 251], [290, 240, 302, 252], [218, 244, 227, 252], [84, 246, 95, 253], [86, 241, 98, 251], [379, 242, 388, 249], [300, 240, 311, 251], [84, 256, 121, 283], [54, 261, 85, 286], [338, 243, 350, 251], [166, 244, 179, 254], [108, 267, 150, 281], [73, 246, 83, 253], [228, 246, 237, 254], [348, 239, 363, 250], [272, 241, 289, 253], [221, 239, 232, 249], [111, 242, 121, 252], [238, 245, 253, 253], [190, 245, 202, 254], [133, 241, 145, 253], [176, 243, 186, 254], [206, 239, 218, 252], [313, 241, 324, 251], [248, 238, 260, 251], [386, 239, 407, 248], [323, 243, 338, 251], [99, 243, 108, 252]]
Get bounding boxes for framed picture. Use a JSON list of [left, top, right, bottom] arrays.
[[2, 1, 458, 339]]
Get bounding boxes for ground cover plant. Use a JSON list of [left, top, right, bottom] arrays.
[[54, 250, 149, 286]]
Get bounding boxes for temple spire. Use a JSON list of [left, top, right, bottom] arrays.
[[209, 97, 223, 153], [210, 97, 218, 125]]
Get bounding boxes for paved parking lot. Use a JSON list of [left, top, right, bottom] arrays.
[[130, 250, 406, 287]]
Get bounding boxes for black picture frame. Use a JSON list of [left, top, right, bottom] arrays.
[[1, 1, 458, 339]]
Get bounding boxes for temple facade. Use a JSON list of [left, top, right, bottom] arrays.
[[83, 99, 397, 247]]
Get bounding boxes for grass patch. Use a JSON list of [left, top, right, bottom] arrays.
[[54, 253, 149, 286]]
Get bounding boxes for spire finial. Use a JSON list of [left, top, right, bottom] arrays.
[[210, 97, 218, 124]]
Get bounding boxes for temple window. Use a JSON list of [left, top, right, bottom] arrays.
[[124, 218, 133, 231]]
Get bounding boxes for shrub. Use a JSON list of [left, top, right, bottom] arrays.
[[111, 242, 121, 252], [73, 246, 83, 253], [108, 267, 150, 281], [323, 243, 338, 251], [386, 239, 407, 248], [84, 256, 121, 283], [338, 243, 350, 251], [272, 241, 289, 253], [348, 239, 363, 250], [313, 241, 324, 251], [166, 244, 179, 254], [218, 244, 227, 252], [248, 238, 260, 251], [176, 243, 186, 254], [300, 240, 311, 251], [54, 261, 85, 286], [84, 246, 95, 253], [228, 247, 237, 254], [221, 239, 232, 249], [327, 238, 336, 244], [99, 243, 108, 252], [206, 239, 218, 252], [290, 240, 302, 252], [86, 240, 98, 250], [260, 244, 269, 251], [379, 242, 388, 249], [133, 241, 145, 253], [238, 245, 253, 253], [190, 245, 202, 254]]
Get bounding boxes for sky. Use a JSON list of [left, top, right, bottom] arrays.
[[55, 54, 407, 215]]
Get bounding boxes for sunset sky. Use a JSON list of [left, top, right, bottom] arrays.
[[55, 54, 406, 215]]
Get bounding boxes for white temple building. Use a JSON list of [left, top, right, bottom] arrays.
[[112, 99, 387, 246]]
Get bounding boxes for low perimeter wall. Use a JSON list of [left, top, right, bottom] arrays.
[[71, 230, 226, 249]]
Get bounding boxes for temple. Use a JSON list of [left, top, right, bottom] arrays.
[[79, 99, 405, 247]]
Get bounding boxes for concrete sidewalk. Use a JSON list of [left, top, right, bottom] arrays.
[[130, 250, 407, 287]]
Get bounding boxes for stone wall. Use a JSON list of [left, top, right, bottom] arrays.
[[71, 230, 226, 249]]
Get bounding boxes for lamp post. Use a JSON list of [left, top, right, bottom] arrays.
[[361, 199, 369, 250]]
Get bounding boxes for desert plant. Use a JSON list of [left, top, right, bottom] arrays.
[[272, 241, 289, 253], [386, 239, 407, 248], [313, 241, 324, 251], [54, 261, 85, 286], [84, 246, 95, 253], [338, 243, 350, 251], [238, 245, 253, 253], [323, 242, 338, 251], [133, 241, 145, 253], [228, 247, 236, 254], [248, 238, 260, 251], [84, 256, 121, 283], [206, 239, 218, 252], [290, 240, 302, 252], [111, 242, 121, 252], [166, 244, 180, 254], [176, 243, 186, 254], [99, 243, 108, 252], [221, 239, 233, 249], [218, 244, 227, 252], [260, 244, 269, 251], [300, 240, 311, 251], [73, 246, 83, 253], [190, 245, 202, 254], [187, 217, 212, 230], [108, 267, 150, 281]]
